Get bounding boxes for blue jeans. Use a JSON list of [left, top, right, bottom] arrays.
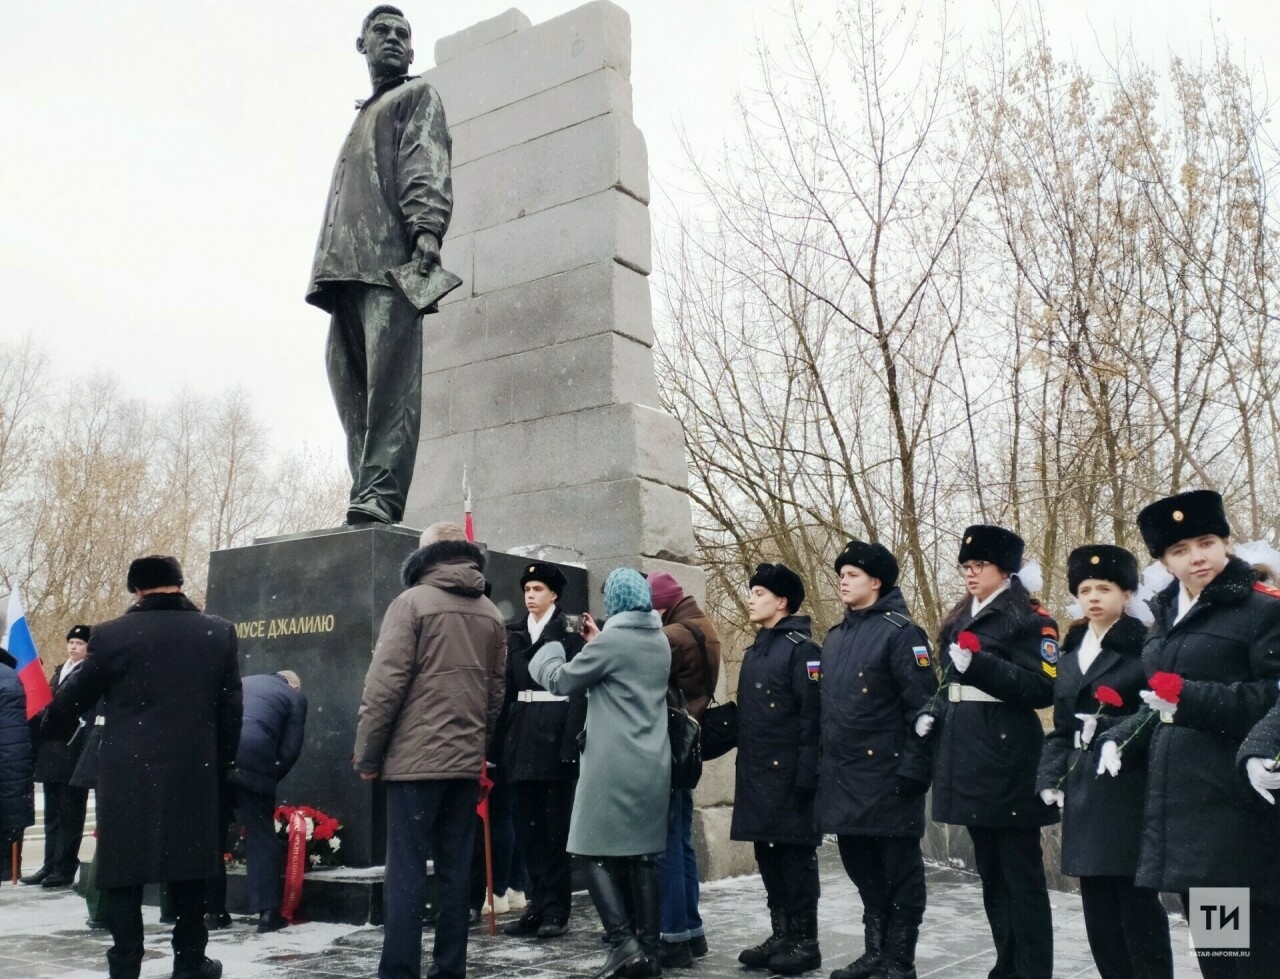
[[658, 788, 703, 942], [381, 780, 476, 979]]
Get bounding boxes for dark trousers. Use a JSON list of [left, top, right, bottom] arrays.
[[754, 841, 820, 913], [381, 779, 477, 979], [43, 781, 89, 876], [486, 767, 526, 897], [240, 789, 282, 913], [102, 878, 206, 979], [659, 787, 703, 941], [515, 780, 574, 919], [325, 282, 422, 524], [969, 826, 1053, 979], [836, 834, 926, 926], [1079, 876, 1172, 979], [1179, 893, 1280, 978]]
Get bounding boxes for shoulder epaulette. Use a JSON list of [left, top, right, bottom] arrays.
[[883, 611, 909, 629], [1034, 604, 1054, 618], [1254, 581, 1280, 599], [785, 631, 809, 646]]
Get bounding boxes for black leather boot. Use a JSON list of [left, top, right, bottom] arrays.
[[739, 910, 787, 968], [829, 911, 887, 979], [769, 909, 822, 975], [882, 919, 919, 979], [585, 858, 644, 979], [619, 856, 662, 978]]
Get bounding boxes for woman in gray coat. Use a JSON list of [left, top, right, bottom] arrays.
[[531, 568, 671, 979]]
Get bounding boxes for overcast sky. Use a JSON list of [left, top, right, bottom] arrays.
[[2, 1, 1275, 460]]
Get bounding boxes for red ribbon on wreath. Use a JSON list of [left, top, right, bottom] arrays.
[[281, 809, 307, 922]]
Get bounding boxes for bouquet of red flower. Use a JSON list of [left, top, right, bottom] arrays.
[[1057, 685, 1123, 788], [274, 804, 344, 868]]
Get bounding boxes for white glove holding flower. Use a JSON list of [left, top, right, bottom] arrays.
[[1139, 690, 1178, 716], [1245, 757, 1280, 804], [914, 714, 935, 738], [1096, 741, 1122, 777], [1039, 788, 1064, 808], [1074, 713, 1098, 749], [948, 642, 972, 674]]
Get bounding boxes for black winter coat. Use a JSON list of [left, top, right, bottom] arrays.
[[928, 585, 1060, 828], [817, 590, 937, 838], [69, 701, 104, 791], [1101, 558, 1280, 901], [502, 609, 587, 781], [42, 593, 242, 889], [33, 662, 94, 784], [731, 614, 821, 846], [0, 661, 34, 837], [230, 674, 307, 797], [1036, 615, 1149, 877]]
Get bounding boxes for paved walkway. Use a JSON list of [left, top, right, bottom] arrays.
[[0, 844, 1201, 978]]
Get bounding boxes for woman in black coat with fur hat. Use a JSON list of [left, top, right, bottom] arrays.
[[1036, 545, 1172, 979], [732, 563, 823, 976], [1098, 491, 1280, 978], [917, 524, 1058, 979]]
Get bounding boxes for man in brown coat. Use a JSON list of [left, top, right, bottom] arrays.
[[353, 522, 506, 979], [647, 572, 721, 966]]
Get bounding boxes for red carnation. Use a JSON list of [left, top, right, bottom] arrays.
[[957, 631, 981, 653], [1094, 685, 1123, 708], [1149, 671, 1184, 704]]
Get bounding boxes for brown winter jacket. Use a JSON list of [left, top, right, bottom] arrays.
[[662, 595, 721, 721], [352, 540, 507, 780]]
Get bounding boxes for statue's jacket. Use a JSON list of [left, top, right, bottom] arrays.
[[307, 74, 453, 313]]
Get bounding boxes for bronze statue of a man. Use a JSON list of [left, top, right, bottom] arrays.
[[306, 4, 453, 526]]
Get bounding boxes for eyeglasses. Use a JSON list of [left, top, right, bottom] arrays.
[[957, 561, 989, 575]]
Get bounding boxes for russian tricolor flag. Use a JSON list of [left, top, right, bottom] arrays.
[[3, 591, 52, 719]]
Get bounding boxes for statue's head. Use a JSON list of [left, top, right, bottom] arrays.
[[357, 5, 414, 79]]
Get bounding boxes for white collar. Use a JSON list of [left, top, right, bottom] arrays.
[[60, 659, 83, 681], [1078, 621, 1111, 674], [1174, 585, 1198, 625], [970, 580, 1011, 617], [527, 605, 556, 644]]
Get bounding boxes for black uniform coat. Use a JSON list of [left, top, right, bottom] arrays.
[[731, 614, 822, 846], [33, 662, 93, 784], [928, 586, 1060, 828], [502, 608, 587, 781], [0, 659, 34, 837], [1036, 615, 1149, 877], [230, 674, 308, 797], [42, 593, 242, 889], [1102, 558, 1280, 901], [817, 589, 937, 838]]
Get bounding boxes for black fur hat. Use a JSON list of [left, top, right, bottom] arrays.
[[66, 624, 91, 642], [1137, 489, 1230, 557], [1067, 545, 1139, 595], [833, 540, 899, 590], [520, 560, 567, 596], [126, 555, 184, 593], [958, 525, 1024, 572], [748, 563, 805, 614]]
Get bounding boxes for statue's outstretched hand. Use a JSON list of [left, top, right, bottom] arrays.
[[415, 232, 441, 275]]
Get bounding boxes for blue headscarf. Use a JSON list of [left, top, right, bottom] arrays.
[[603, 568, 653, 618]]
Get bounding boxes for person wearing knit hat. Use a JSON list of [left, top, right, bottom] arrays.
[[820, 543, 935, 979], [22, 624, 97, 890], [646, 571, 720, 966], [501, 559, 585, 939], [733, 564, 824, 975], [529, 568, 671, 979], [918, 524, 1059, 979], [1100, 490, 1280, 972], [1036, 546, 1172, 979]]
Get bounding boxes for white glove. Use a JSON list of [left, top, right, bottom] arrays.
[[948, 642, 972, 674], [1139, 690, 1178, 717], [1039, 788, 1064, 808], [1246, 756, 1280, 804], [1074, 713, 1099, 749], [1096, 740, 1122, 777], [914, 714, 935, 738]]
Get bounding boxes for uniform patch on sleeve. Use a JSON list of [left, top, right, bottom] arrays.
[[1040, 625, 1058, 640], [1041, 661, 1058, 678], [913, 645, 931, 668], [806, 660, 821, 682], [1255, 581, 1280, 599], [1040, 638, 1059, 665]]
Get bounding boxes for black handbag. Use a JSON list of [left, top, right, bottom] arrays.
[[699, 699, 739, 761], [668, 694, 703, 790]]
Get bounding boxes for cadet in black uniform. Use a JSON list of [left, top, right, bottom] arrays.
[[819, 541, 936, 979]]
